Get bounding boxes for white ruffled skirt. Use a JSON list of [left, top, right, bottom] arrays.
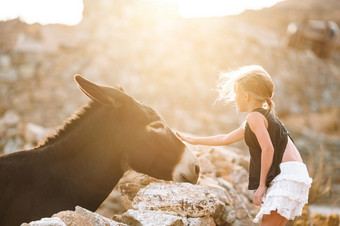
[[253, 161, 313, 223]]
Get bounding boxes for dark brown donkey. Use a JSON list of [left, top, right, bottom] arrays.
[[0, 75, 200, 226]]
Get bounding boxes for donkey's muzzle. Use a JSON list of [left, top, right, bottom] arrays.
[[172, 147, 200, 184]]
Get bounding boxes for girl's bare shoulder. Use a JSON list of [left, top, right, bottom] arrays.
[[246, 111, 268, 129], [246, 111, 265, 121]]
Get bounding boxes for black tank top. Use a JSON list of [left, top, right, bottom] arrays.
[[245, 108, 291, 190]]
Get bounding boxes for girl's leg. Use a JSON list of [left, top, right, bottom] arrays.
[[261, 210, 288, 226]]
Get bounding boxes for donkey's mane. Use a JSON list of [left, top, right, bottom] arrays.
[[39, 101, 100, 147]]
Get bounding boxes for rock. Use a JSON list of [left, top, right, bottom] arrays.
[[52, 211, 91, 226], [114, 149, 256, 225], [0, 118, 5, 138], [4, 137, 23, 154], [197, 154, 216, 177], [117, 171, 163, 210], [208, 149, 234, 181], [117, 209, 216, 226], [2, 110, 20, 127], [118, 209, 185, 226], [118, 170, 168, 209], [119, 183, 144, 210], [19, 63, 36, 79], [23, 207, 125, 226], [187, 216, 216, 226], [230, 165, 254, 200], [5, 127, 18, 138], [200, 183, 233, 206], [96, 189, 126, 218], [14, 33, 44, 52], [212, 205, 236, 225], [235, 207, 248, 219], [74, 206, 125, 226], [132, 182, 220, 217], [24, 122, 50, 144], [0, 68, 18, 82], [198, 175, 219, 186], [0, 55, 11, 68], [21, 217, 66, 226], [237, 155, 250, 171], [216, 178, 236, 196], [0, 55, 18, 82], [217, 178, 253, 220], [126, 171, 161, 186]]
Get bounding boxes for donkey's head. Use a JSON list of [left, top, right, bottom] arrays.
[[74, 75, 199, 184]]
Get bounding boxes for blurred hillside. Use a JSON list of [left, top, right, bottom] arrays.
[[237, 0, 340, 34], [0, 0, 339, 206]]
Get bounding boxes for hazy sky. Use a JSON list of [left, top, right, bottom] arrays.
[[0, 0, 284, 25]]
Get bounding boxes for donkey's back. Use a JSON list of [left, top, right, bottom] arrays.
[[0, 149, 73, 226]]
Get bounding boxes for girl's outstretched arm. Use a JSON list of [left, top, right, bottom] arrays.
[[176, 123, 245, 146]]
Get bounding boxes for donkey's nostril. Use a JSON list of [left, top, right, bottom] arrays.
[[195, 164, 200, 176]]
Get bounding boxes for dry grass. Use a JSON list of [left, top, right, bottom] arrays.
[[307, 145, 332, 204], [290, 146, 337, 226]]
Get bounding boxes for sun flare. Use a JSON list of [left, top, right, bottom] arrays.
[[0, 0, 284, 25], [168, 0, 284, 18], [0, 0, 83, 25]]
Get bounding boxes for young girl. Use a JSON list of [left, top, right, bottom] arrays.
[[176, 65, 312, 225]]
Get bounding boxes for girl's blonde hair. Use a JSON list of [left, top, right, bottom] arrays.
[[217, 65, 275, 113]]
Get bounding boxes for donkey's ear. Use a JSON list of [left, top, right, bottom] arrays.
[[74, 74, 113, 105]]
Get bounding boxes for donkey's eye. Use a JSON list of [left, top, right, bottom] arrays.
[[147, 121, 165, 132], [150, 121, 164, 129]]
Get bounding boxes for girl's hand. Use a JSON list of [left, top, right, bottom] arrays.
[[253, 185, 267, 206], [176, 132, 195, 144]]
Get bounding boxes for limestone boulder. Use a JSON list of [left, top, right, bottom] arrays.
[[116, 209, 186, 226], [132, 182, 220, 218], [96, 189, 126, 218], [22, 206, 125, 226], [117, 171, 165, 210], [115, 209, 216, 226], [52, 211, 90, 226], [74, 206, 125, 226], [119, 182, 145, 210], [21, 217, 66, 226]]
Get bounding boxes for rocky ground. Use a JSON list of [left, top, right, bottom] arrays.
[[1, 0, 340, 225]]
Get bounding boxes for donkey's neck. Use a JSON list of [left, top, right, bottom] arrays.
[[38, 103, 125, 210]]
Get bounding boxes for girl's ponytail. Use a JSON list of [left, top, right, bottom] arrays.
[[266, 98, 275, 114]]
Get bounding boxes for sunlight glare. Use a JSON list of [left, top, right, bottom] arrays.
[[170, 0, 285, 18], [0, 0, 284, 25], [0, 0, 83, 25]]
